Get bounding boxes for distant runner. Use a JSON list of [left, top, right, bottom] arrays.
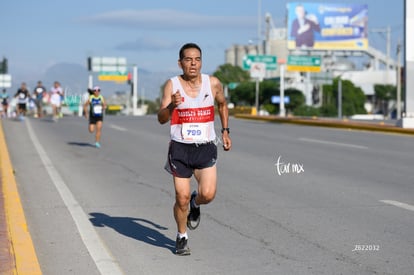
[[0, 89, 9, 118], [83, 86, 106, 148], [50, 81, 63, 121], [14, 82, 30, 120], [33, 81, 46, 118]]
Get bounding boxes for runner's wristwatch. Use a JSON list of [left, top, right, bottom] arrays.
[[221, 128, 230, 134]]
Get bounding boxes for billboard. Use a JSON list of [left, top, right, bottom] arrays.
[[287, 2, 368, 50]]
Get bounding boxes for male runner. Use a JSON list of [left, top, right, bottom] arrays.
[[50, 81, 63, 121], [33, 81, 46, 118], [83, 86, 106, 148], [14, 82, 30, 120], [158, 43, 232, 255]]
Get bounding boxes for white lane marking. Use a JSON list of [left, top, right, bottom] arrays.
[[298, 137, 368, 150], [380, 200, 414, 212], [109, 124, 127, 132], [25, 119, 124, 275]]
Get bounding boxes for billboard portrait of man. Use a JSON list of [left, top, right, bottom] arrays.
[[290, 4, 321, 48], [287, 2, 368, 50]]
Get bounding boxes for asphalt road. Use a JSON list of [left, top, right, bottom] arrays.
[[2, 115, 414, 275]]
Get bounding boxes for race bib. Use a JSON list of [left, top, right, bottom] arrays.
[[36, 88, 43, 93], [93, 105, 103, 115], [19, 93, 25, 99], [182, 123, 209, 142]]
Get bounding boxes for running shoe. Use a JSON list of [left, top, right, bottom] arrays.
[[175, 237, 190, 256], [187, 191, 200, 230], [95, 142, 101, 148]]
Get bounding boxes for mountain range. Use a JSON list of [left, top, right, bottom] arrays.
[[10, 62, 180, 101]]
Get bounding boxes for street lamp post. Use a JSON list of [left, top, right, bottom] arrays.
[[255, 0, 261, 115], [338, 78, 342, 119], [279, 60, 286, 117], [132, 65, 138, 115], [396, 39, 402, 120], [255, 79, 259, 114]]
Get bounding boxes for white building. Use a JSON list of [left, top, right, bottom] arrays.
[[225, 16, 398, 114]]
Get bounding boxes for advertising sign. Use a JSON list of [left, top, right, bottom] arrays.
[[287, 2, 368, 50], [98, 71, 129, 82], [287, 55, 321, 72]]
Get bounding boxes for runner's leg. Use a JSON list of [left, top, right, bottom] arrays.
[[95, 120, 103, 143], [88, 123, 95, 134], [193, 166, 217, 205], [173, 177, 191, 234]]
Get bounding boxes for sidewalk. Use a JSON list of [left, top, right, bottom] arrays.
[[234, 114, 414, 136], [0, 120, 42, 274], [0, 174, 15, 274]]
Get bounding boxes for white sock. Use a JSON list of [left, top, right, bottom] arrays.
[[177, 231, 188, 240]]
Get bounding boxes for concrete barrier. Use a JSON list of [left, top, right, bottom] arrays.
[[234, 114, 414, 135]]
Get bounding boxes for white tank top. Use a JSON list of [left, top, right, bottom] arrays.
[[170, 74, 216, 144]]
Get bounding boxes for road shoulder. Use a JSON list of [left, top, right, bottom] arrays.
[[0, 120, 42, 274]]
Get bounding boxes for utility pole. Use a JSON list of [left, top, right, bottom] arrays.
[[338, 78, 342, 119], [387, 25, 391, 71], [87, 57, 93, 89], [257, 0, 261, 55], [396, 39, 402, 120], [255, 0, 262, 114], [279, 62, 286, 117], [370, 27, 391, 68], [132, 65, 138, 115]]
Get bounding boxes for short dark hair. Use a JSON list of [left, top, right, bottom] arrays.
[[179, 43, 202, 60]]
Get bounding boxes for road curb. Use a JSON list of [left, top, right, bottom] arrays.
[[0, 120, 42, 274], [234, 114, 414, 135]]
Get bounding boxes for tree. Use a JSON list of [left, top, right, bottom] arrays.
[[332, 78, 366, 116], [228, 79, 278, 107], [230, 81, 255, 106], [374, 84, 396, 115], [213, 63, 250, 85]]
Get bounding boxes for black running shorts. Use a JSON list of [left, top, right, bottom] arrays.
[[89, 116, 103, 125], [166, 140, 217, 178], [18, 103, 26, 111]]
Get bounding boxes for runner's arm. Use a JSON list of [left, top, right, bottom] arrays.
[[212, 76, 232, 151], [102, 97, 107, 113], [83, 99, 89, 118], [157, 80, 174, 124]]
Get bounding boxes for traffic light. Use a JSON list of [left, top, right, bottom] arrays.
[[0, 58, 8, 74], [87, 57, 92, 71], [3, 58, 8, 73], [127, 72, 132, 85]]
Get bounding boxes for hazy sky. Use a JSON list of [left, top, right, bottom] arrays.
[[0, 0, 405, 81]]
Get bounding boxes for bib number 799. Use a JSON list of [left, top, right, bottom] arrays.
[[187, 129, 202, 136], [182, 123, 209, 142]]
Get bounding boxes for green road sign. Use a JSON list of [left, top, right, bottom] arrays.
[[287, 56, 321, 72], [243, 55, 277, 70], [228, 82, 239, 89]]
